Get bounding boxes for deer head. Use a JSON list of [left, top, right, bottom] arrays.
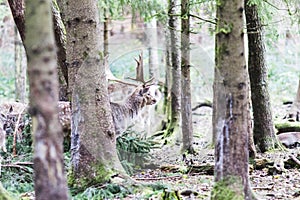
[[108, 52, 160, 136]]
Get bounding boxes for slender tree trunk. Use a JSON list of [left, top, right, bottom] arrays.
[[181, 0, 194, 153], [166, 0, 181, 139], [245, 0, 279, 153], [8, 0, 68, 101], [7, 0, 25, 43], [146, 19, 159, 78], [52, 2, 68, 101], [24, 0, 68, 199], [163, 29, 172, 115], [65, 0, 124, 187], [212, 0, 256, 199], [14, 27, 26, 103]]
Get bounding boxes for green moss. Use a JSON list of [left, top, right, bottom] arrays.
[[274, 120, 300, 132], [216, 43, 229, 65], [211, 177, 244, 200], [68, 163, 114, 190], [216, 0, 224, 7]]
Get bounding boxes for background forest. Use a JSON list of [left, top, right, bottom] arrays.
[[0, 0, 299, 199]]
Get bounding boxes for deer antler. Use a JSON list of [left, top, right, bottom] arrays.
[[127, 52, 154, 86], [105, 55, 139, 87]]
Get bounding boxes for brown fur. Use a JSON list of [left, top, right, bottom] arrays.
[[110, 85, 157, 136]]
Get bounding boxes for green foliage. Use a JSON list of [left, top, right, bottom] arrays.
[[72, 184, 131, 200], [117, 128, 159, 175], [98, 0, 165, 22], [0, 75, 15, 102], [0, 113, 33, 198]]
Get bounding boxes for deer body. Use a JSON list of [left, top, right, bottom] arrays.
[[110, 85, 158, 136]]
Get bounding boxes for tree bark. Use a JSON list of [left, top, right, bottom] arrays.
[[163, 29, 172, 116], [7, 0, 25, 43], [245, 0, 279, 153], [212, 0, 256, 199], [24, 0, 68, 199], [52, 2, 68, 101], [8, 0, 68, 101], [146, 19, 159, 78], [65, 0, 124, 187], [181, 0, 194, 153], [166, 0, 181, 138]]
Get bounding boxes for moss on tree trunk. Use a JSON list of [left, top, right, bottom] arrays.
[[65, 0, 124, 186], [213, 0, 256, 199]]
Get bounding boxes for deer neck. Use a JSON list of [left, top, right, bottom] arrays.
[[122, 93, 145, 118]]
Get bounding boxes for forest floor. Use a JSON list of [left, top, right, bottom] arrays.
[[123, 105, 300, 200], [1, 102, 300, 200]]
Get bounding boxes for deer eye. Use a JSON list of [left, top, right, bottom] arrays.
[[142, 87, 149, 93]]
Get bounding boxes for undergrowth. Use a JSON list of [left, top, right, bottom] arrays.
[[117, 128, 159, 175], [0, 113, 33, 198]]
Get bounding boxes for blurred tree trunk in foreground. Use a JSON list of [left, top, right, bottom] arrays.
[[212, 0, 256, 199], [181, 0, 194, 153], [245, 0, 280, 153], [24, 0, 68, 199], [65, 0, 124, 188]]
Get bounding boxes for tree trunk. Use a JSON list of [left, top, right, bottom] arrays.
[[146, 19, 159, 78], [245, 0, 279, 153], [166, 0, 181, 139], [24, 0, 68, 199], [163, 29, 172, 116], [7, 0, 25, 43], [52, 2, 68, 101], [14, 26, 26, 103], [181, 0, 194, 153], [65, 0, 124, 187], [212, 0, 256, 199], [8, 0, 68, 101]]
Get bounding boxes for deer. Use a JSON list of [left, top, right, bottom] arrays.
[[108, 52, 160, 136], [0, 53, 160, 143], [59, 52, 160, 136]]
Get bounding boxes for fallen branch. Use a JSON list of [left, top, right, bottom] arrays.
[[289, 154, 300, 166], [2, 161, 33, 171], [134, 175, 182, 181]]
